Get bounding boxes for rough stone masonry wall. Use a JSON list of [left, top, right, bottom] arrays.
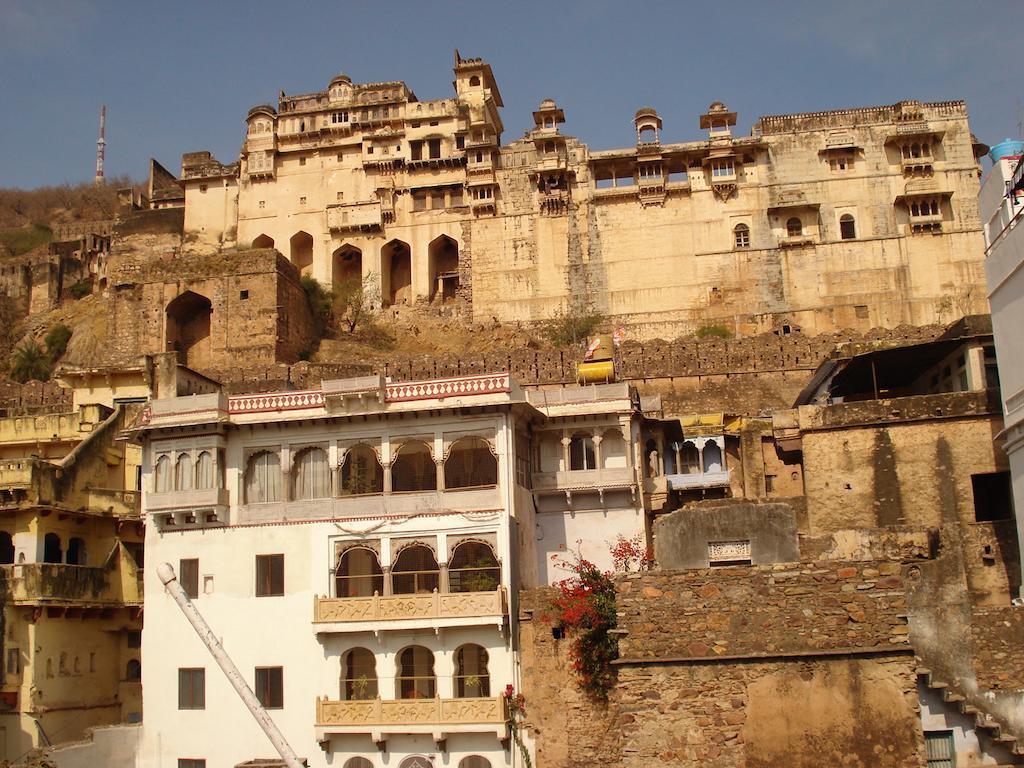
[[616, 562, 910, 661], [971, 605, 1024, 691]]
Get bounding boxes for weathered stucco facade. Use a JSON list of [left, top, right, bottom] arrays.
[[180, 54, 989, 339]]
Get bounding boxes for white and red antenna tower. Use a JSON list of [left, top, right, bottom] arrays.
[[94, 104, 106, 186]]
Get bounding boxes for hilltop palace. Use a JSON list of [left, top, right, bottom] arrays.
[[177, 52, 990, 339]]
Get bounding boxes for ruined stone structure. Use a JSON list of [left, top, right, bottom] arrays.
[[180, 53, 989, 339]]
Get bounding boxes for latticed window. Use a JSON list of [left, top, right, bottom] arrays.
[[786, 217, 803, 237], [733, 223, 750, 249], [924, 730, 954, 768]]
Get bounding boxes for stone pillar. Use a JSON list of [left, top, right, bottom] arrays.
[[435, 459, 445, 491], [382, 565, 393, 597], [382, 462, 392, 495], [592, 434, 604, 471], [561, 436, 571, 472], [330, 466, 341, 497], [439, 561, 450, 594]]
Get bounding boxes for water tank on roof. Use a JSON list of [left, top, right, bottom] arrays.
[[988, 139, 1024, 164]]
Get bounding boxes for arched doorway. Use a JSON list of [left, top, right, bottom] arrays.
[[165, 290, 213, 367], [382, 239, 411, 306], [428, 235, 459, 303], [252, 234, 274, 249], [289, 231, 314, 276], [0, 532, 14, 564], [332, 244, 362, 286]]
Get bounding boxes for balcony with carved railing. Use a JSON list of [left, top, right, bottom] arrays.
[[666, 469, 731, 491], [327, 201, 384, 233], [313, 588, 507, 633], [315, 696, 508, 742], [531, 466, 634, 494]]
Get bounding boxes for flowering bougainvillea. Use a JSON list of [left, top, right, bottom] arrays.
[[547, 545, 621, 701], [609, 533, 654, 573]]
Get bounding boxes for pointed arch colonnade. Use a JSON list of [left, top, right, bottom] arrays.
[[248, 231, 461, 306]]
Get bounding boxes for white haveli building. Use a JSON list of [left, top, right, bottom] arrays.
[[130, 373, 685, 768]]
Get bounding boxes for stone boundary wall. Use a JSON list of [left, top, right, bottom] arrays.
[[0, 380, 72, 416], [616, 562, 909, 660], [971, 605, 1024, 691]]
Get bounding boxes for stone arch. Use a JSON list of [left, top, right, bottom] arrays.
[[165, 290, 213, 368], [428, 235, 459, 303], [252, 234, 274, 249], [332, 244, 362, 286], [382, 239, 412, 306], [289, 231, 314, 276]]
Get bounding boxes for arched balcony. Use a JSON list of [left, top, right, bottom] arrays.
[[335, 547, 384, 598], [444, 437, 497, 489], [340, 445, 384, 495], [340, 648, 377, 700], [392, 544, 439, 595], [391, 441, 436, 493]]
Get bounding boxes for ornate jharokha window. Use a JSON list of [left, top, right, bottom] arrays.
[[155, 455, 172, 492], [293, 446, 330, 500], [340, 445, 384, 495], [340, 648, 377, 700], [391, 441, 436, 492], [391, 545, 440, 594], [786, 217, 803, 237], [335, 547, 384, 597], [175, 454, 193, 491], [195, 451, 214, 489], [454, 644, 490, 698], [397, 645, 435, 699], [448, 541, 500, 592], [444, 437, 498, 489], [244, 450, 281, 503]]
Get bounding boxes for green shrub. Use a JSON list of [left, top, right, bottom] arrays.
[[0, 223, 51, 256], [300, 275, 333, 337], [44, 324, 72, 361], [695, 324, 732, 339], [68, 280, 91, 299], [540, 304, 606, 348], [9, 340, 52, 383]]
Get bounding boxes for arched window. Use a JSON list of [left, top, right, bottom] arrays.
[[154, 455, 171, 493], [786, 217, 803, 237], [195, 451, 214, 490], [341, 648, 377, 700], [335, 548, 384, 597], [244, 451, 281, 504], [66, 537, 86, 566], [703, 442, 723, 473], [397, 645, 435, 699], [840, 214, 856, 240], [345, 759, 374, 768], [679, 441, 701, 474], [391, 441, 436, 492], [601, 429, 627, 469], [733, 223, 750, 249], [449, 541, 500, 593], [469, 75, 481, 87], [175, 454, 193, 491], [126, 659, 141, 681], [459, 758, 491, 768], [43, 533, 62, 564], [544, 141, 555, 155], [444, 438, 497, 489], [0, 532, 14, 564], [454, 644, 490, 697], [293, 447, 330, 500], [569, 433, 596, 471], [340, 445, 384, 495], [392, 545, 439, 594]]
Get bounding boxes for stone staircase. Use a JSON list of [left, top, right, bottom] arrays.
[[917, 665, 1024, 757]]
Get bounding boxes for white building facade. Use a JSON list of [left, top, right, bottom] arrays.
[[133, 374, 650, 768], [981, 151, 1024, 595]]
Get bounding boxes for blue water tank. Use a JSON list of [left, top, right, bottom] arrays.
[[988, 139, 1024, 163]]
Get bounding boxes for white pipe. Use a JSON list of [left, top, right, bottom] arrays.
[[157, 562, 304, 768]]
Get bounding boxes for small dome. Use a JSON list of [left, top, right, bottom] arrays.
[[707, 101, 728, 113], [634, 107, 659, 120], [246, 104, 277, 121], [538, 98, 558, 110], [330, 73, 352, 88]]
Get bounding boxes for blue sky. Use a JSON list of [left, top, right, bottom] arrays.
[[1, 0, 1021, 189]]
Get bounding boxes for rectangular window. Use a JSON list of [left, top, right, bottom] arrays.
[[178, 761, 207, 768], [431, 192, 445, 210], [6, 649, 20, 676], [255, 554, 284, 597], [413, 193, 426, 212], [255, 667, 284, 709], [456, 135, 465, 150], [410, 140, 423, 161], [126, 631, 142, 649], [924, 730, 954, 768], [180, 559, 199, 599], [450, 188, 463, 207], [972, 472, 1013, 522], [712, 161, 734, 178], [178, 668, 205, 710], [428, 138, 442, 159], [298, 157, 307, 166]]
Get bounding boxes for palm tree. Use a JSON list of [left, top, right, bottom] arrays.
[[10, 340, 52, 383]]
